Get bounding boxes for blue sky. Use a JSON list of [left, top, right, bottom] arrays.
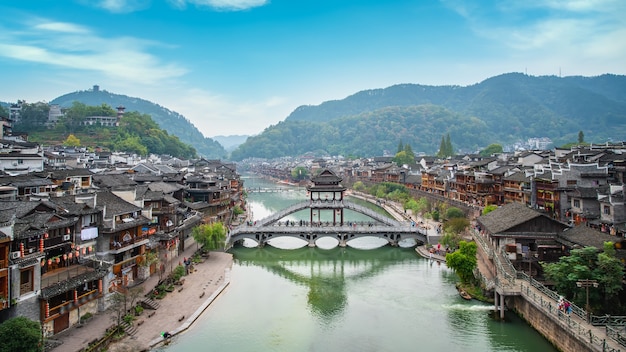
[[0, 0, 624, 137]]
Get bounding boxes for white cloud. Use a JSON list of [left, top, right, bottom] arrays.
[[0, 19, 187, 85], [33, 22, 90, 34], [89, 0, 150, 13], [168, 0, 269, 11]]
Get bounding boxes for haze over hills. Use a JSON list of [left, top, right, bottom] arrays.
[[211, 135, 249, 152], [50, 88, 227, 159], [4, 73, 625, 161], [230, 73, 626, 160]]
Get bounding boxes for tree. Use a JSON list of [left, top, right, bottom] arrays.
[[108, 291, 127, 326], [479, 143, 503, 157], [63, 134, 81, 147], [578, 130, 585, 144], [291, 166, 309, 181], [353, 181, 366, 192], [436, 134, 454, 158], [445, 133, 453, 156], [445, 241, 477, 284], [392, 150, 413, 166], [482, 205, 498, 215], [442, 217, 470, 249], [543, 245, 624, 314], [437, 136, 446, 158], [397, 141, 404, 153], [445, 207, 464, 219], [0, 317, 41, 352], [15, 102, 49, 131], [192, 222, 227, 252]]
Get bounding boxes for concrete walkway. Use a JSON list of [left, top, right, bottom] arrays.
[[50, 248, 233, 352]]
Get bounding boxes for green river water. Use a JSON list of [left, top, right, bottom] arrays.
[[157, 174, 557, 352]]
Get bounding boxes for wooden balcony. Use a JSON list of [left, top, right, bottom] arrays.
[[110, 234, 149, 252], [41, 265, 95, 289]]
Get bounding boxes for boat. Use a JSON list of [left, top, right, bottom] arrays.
[[458, 289, 472, 300]]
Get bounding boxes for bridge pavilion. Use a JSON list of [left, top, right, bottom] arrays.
[[307, 169, 346, 226]]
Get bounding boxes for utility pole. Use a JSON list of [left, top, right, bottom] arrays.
[[576, 279, 598, 322]]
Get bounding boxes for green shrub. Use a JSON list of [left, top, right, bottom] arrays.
[[134, 305, 144, 316], [80, 312, 93, 323], [173, 265, 186, 281], [123, 314, 134, 324]]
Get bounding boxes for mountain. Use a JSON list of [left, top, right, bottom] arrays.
[[50, 88, 226, 158], [230, 73, 626, 160]]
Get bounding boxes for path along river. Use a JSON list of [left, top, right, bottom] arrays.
[[157, 174, 557, 352]]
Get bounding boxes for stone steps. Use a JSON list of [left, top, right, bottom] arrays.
[[141, 298, 161, 310], [120, 321, 137, 336]]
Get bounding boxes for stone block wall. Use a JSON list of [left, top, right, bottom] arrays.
[[511, 296, 589, 352]]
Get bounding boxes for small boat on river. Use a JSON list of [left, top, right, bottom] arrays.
[[458, 289, 472, 300]]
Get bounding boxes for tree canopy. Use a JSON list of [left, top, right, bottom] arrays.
[[479, 143, 503, 157], [192, 222, 227, 251], [445, 240, 477, 284], [0, 316, 42, 352], [542, 245, 624, 314]]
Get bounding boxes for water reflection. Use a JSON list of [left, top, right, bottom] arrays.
[[234, 246, 420, 321]]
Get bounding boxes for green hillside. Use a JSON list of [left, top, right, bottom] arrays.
[[50, 89, 226, 159], [231, 73, 626, 159]]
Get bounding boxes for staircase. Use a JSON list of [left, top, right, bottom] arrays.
[[120, 321, 137, 336], [141, 298, 161, 310]]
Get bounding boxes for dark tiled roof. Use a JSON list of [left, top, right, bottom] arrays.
[[95, 191, 141, 215], [478, 202, 544, 234], [503, 171, 529, 182], [50, 169, 94, 179], [557, 225, 617, 250], [569, 187, 600, 199], [93, 174, 137, 188], [148, 181, 184, 194]]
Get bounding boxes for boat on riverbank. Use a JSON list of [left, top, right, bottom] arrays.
[[459, 289, 472, 300]]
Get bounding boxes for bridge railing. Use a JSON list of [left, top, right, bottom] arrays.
[[520, 283, 623, 351], [472, 228, 494, 260]]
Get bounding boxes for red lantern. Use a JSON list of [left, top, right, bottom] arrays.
[[44, 233, 49, 239], [41, 260, 45, 267], [39, 239, 44, 252], [47, 259, 52, 265], [19, 243, 24, 257], [68, 253, 73, 259], [63, 254, 67, 260], [55, 257, 60, 264]]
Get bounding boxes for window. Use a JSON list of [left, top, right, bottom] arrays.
[[17, 159, 23, 165], [604, 206, 611, 215], [567, 180, 577, 186], [573, 199, 580, 208]]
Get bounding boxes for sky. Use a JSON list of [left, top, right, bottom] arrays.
[[0, 0, 625, 138]]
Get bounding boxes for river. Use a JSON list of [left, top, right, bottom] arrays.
[[158, 174, 557, 352]]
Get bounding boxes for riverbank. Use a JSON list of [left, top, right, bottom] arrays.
[[51, 250, 233, 352]]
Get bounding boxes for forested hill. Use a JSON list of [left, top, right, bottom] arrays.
[[230, 73, 626, 160], [51, 89, 226, 159]]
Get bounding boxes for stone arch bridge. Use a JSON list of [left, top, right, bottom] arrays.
[[226, 200, 426, 249]]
